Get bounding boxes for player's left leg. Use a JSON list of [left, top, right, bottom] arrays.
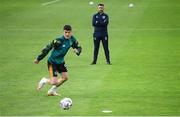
[[47, 84, 60, 96], [56, 62, 68, 87], [47, 76, 60, 96], [47, 72, 68, 96], [57, 72, 68, 87], [47, 62, 68, 96]]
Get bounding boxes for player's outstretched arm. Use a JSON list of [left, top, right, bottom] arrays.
[[34, 39, 62, 64], [34, 41, 54, 64], [34, 59, 39, 64]]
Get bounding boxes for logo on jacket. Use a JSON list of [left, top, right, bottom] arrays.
[[102, 16, 106, 19]]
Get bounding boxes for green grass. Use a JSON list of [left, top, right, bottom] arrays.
[[0, 0, 180, 116]]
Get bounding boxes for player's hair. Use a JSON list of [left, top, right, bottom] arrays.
[[63, 25, 72, 31], [98, 3, 104, 6]]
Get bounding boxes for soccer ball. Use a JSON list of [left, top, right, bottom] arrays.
[[60, 97, 72, 110]]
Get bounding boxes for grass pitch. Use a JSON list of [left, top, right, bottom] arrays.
[[0, 0, 180, 116]]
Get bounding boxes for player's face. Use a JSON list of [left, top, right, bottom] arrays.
[[98, 6, 104, 13], [64, 30, 72, 39]]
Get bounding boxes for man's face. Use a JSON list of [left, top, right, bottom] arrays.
[[98, 5, 104, 13], [64, 30, 72, 39]]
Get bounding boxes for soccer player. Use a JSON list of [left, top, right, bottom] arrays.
[[91, 3, 111, 65], [34, 25, 82, 96]]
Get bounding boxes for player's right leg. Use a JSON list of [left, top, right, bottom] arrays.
[[47, 72, 68, 96], [37, 61, 54, 91], [47, 61, 60, 96], [37, 77, 50, 90]]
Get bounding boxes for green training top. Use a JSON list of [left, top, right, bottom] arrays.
[[36, 35, 81, 64]]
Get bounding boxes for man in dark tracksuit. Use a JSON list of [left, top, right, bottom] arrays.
[[91, 3, 111, 65]]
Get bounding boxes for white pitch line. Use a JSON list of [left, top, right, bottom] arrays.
[[41, 0, 59, 6], [102, 110, 112, 113]]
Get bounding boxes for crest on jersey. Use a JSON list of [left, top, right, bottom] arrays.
[[63, 44, 66, 47], [96, 15, 98, 18], [102, 16, 106, 19]]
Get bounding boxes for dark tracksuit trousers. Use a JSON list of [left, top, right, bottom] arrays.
[[93, 36, 110, 63]]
